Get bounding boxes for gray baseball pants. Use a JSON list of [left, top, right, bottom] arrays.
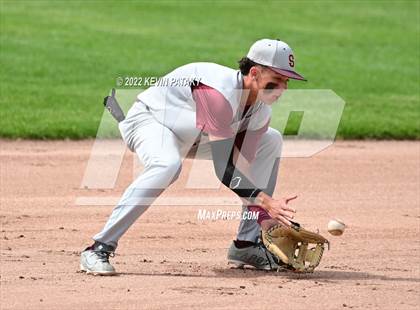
[[93, 104, 282, 249]]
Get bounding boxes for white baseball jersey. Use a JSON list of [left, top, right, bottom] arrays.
[[124, 63, 271, 144]]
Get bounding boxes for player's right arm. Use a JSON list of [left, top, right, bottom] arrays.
[[192, 83, 296, 227], [208, 134, 296, 227]]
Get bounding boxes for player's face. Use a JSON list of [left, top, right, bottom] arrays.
[[255, 67, 289, 105]]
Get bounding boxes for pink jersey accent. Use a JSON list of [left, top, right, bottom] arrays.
[[247, 205, 272, 225], [192, 84, 234, 138], [192, 83, 270, 163]]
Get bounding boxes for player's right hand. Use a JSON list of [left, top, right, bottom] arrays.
[[256, 192, 297, 227]]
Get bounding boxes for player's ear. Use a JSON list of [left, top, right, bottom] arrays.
[[249, 66, 258, 80]]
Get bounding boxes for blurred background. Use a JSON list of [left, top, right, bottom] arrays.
[[0, 0, 419, 139]]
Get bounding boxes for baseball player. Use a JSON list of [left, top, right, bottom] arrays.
[[80, 39, 306, 275]]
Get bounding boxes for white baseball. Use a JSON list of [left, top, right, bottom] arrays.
[[327, 219, 346, 236]]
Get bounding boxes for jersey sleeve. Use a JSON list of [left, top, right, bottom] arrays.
[[192, 83, 234, 139]]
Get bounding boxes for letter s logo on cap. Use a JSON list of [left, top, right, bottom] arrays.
[[289, 54, 295, 67]]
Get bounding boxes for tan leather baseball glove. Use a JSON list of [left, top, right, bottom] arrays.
[[262, 221, 329, 273]]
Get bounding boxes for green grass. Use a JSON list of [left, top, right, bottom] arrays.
[[283, 111, 305, 136], [1, 0, 419, 139]]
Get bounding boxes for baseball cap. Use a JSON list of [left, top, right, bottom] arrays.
[[247, 39, 306, 81]]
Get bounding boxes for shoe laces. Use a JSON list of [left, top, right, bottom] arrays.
[[94, 250, 114, 263], [256, 242, 283, 269], [255, 242, 268, 255]]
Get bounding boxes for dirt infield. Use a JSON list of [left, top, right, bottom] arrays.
[[1, 140, 419, 310]]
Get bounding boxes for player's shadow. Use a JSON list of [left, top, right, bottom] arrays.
[[119, 267, 419, 283], [212, 267, 420, 283]]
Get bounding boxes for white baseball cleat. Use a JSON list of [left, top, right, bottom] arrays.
[[80, 242, 117, 276]]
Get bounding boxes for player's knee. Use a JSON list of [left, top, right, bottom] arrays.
[[169, 162, 182, 183], [152, 157, 182, 182], [265, 127, 283, 154]]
